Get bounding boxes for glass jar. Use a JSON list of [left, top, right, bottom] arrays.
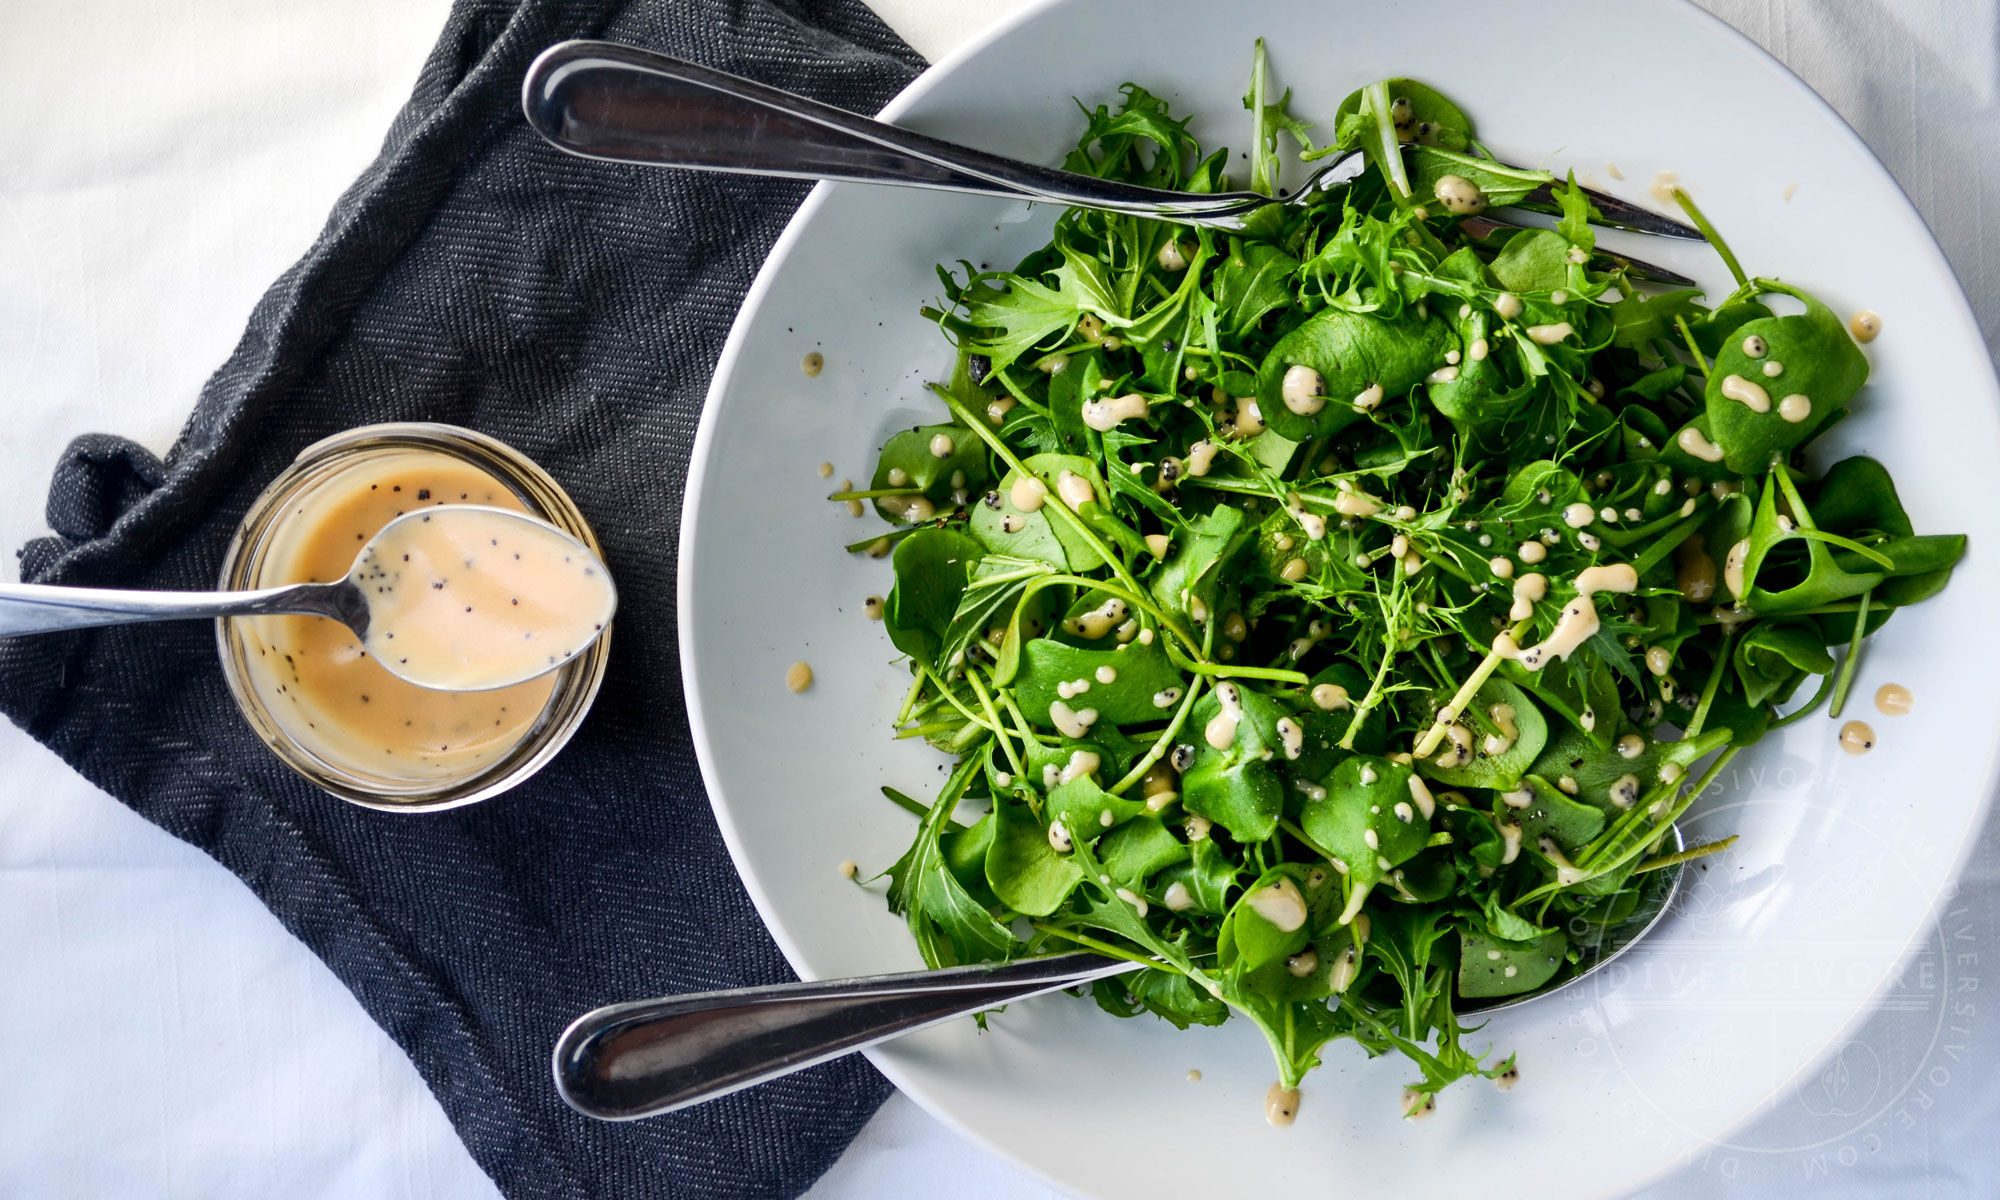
[[216, 423, 611, 811]]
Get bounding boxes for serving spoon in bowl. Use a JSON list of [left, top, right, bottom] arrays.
[[553, 826, 1684, 1120], [0, 506, 616, 692], [520, 40, 1702, 285]]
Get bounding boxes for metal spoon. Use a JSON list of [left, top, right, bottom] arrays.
[[554, 827, 1685, 1120], [0, 507, 614, 691], [519, 40, 1701, 284]]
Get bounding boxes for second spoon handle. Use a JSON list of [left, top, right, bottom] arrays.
[[553, 952, 1141, 1120]]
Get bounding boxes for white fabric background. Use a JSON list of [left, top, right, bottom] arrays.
[[0, 1, 1994, 1197]]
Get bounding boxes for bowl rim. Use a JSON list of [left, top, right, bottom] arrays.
[[677, 0, 2000, 1192]]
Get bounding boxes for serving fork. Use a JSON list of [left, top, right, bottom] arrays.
[[521, 40, 1701, 284]]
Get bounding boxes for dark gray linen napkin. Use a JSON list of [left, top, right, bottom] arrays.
[[0, 1, 925, 1195]]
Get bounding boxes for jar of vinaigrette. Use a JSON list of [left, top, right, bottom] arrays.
[[216, 424, 611, 810]]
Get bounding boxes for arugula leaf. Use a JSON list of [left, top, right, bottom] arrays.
[[885, 760, 1016, 967]]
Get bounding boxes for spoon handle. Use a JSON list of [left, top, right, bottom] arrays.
[[520, 40, 1267, 224], [0, 580, 339, 636], [552, 952, 1141, 1120]]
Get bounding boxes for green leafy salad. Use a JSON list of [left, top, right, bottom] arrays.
[[832, 43, 1964, 1116]]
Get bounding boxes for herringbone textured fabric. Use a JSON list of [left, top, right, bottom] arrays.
[[0, 1, 923, 1196]]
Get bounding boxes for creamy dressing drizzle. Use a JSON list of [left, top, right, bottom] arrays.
[[1311, 683, 1351, 711], [1433, 174, 1488, 214], [1483, 704, 1519, 757], [1495, 596, 1601, 671], [1539, 836, 1589, 885], [1724, 539, 1751, 600], [1010, 476, 1047, 512], [1575, 563, 1639, 597], [1331, 479, 1383, 518], [1509, 573, 1548, 621], [1265, 1083, 1301, 1127], [1050, 701, 1099, 739], [1677, 426, 1726, 463], [1720, 374, 1772, 413], [1839, 721, 1876, 754], [1875, 683, 1913, 716], [1280, 365, 1327, 415], [1056, 470, 1095, 509], [1064, 598, 1128, 639], [1204, 682, 1243, 749], [1246, 876, 1308, 932], [1259, 714, 1301, 763], [1186, 441, 1219, 477], [1081, 393, 1148, 432], [1435, 723, 1474, 769]]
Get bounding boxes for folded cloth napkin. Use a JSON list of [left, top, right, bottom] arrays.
[[0, 0, 924, 1196]]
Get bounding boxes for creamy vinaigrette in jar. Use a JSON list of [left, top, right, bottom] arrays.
[[237, 450, 562, 780]]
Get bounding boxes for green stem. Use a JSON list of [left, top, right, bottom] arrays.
[[1635, 835, 1739, 875], [1671, 188, 1748, 288], [881, 786, 931, 819], [1767, 671, 1835, 730], [917, 664, 1002, 735], [845, 527, 916, 555], [1682, 627, 1737, 740], [1365, 80, 1411, 199], [829, 487, 921, 501], [1829, 588, 1871, 718], [895, 720, 969, 740], [1185, 661, 1311, 685], [1030, 923, 1177, 974], [894, 672, 927, 726], [1279, 818, 1337, 862], [964, 668, 1024, 779], [1673, 314, 1711, 378], [1787, 526, 1896, 570], [1410, 618, 1530, 759], [1629, 507, 1708, 578], [1111, 674, 1208, 795]]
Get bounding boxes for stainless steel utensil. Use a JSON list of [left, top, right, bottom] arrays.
[[520, 40, 1701, 284], [555, 825, 1686, 1121], [0, 507, 610, 691]]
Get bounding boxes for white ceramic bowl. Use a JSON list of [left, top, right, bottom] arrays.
[[679, 1, 2000, 1195]]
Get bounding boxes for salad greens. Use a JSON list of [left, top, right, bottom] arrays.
[[835, 42, 1963, 1114]]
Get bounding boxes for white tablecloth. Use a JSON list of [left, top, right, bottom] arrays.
[[2, 2, 1995, 1197]]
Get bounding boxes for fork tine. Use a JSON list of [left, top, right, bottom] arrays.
[[1518, 181, 1705, 240], [1591, 247, 1698, 288], [1456, 215, 1698, 287]]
